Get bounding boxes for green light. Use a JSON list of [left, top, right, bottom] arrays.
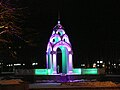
[[47, 69, 53, 75], [59, 31, 63, 36], [35, 69, 48, 75], [62, 46, 65, 74], [73, 68, 81, 74], [60, 46, 67, 74], [82, 68, 98, 75], [48, 54, 50, 68], [55, 37, 59, 43]]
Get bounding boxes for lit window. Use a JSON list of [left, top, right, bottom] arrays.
[[93, 63, 96, 68], [14, 63, 21, 66], [100, 61, 103, 63], [81, 64, 85, 66], [97, 64, 99, 67], [97, 61, 99, 63], [102, 64, 105, 67], [32, 63, 38, 66]]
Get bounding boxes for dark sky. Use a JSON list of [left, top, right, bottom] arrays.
[[13, 0, 120, 65]]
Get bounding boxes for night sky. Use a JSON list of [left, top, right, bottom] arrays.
[[12, 0, 120, 66]]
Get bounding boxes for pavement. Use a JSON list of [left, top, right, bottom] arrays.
[[29, 83, 63, 88]]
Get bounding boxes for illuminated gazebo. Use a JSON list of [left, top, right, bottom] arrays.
[[46, 20, 73, 74], [34, 20, 98, 75]]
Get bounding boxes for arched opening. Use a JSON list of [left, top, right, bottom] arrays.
[[57, 48, 62, 74], [54, 46, 68, 74], [58, 32, 61, 36]]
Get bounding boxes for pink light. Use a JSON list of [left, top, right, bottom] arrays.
[[50, 54, 52, 68], [46, 43, 52, 52], [50, 34, 61, 40], [49, 34, 61, 43], [53, 41, 71, 51], [56, 29, 65, 34], [53, 54, 57, 74], [62, 34, 70, 44], [52, 31, 55, 35], [69, 54, 73, 72]]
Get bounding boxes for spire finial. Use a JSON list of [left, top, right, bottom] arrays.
[[58, 12, 60, 24]]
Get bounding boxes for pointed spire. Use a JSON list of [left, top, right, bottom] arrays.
[[58, 12, 60, 24]]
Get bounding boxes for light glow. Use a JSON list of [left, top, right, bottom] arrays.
[[14, 63, 21, 66], [53, 54, 57, 74], [56, 29, 65, 35], [97, 61, 99, 63], [32, 63, 38, 66], [50, 34, 61, 43], [81, 64, 85, 66], [35, 69, 48, 75], [69, 54, 73, 72], [82, 68, 98, 75], [53, 41, 71, 51], [73, 68, 81, 74], [62, 34, 70, 44], [46, 20, 73, 74], [100, 61, 103, 63]]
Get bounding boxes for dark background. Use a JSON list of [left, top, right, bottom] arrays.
[[9, 0, 120, 67]]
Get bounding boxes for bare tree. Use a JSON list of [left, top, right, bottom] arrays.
[[0, 0, 24, 61]]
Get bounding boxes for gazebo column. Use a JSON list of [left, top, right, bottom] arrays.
[[46, 51, 52, 69], [52, 51, 57, 74], [46, 52, 48, 69], [68, 51, 73, 74]]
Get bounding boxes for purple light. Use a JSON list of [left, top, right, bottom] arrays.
[[46, 20, 73, 75], [53, 54, 57, 74], [56, 29, 65, 34], [53, 41, 71, 51], [62, 34, 70, 44], [69, 54, 73, 72], [50, 34, 61, 41], [52, 31, 55, 35], [46, 43, 52, 52], [49, 34, 61, 43]]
